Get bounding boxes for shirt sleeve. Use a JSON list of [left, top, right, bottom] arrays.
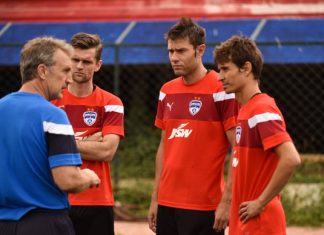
[[214, 91, 239, 131], [102, 96, 125, 138], [44, 107, 82, 168]]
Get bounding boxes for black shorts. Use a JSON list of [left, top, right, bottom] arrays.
[[69, 206, 114, 235], [0, 209, 74, 235], [157, 205, 224, 235]]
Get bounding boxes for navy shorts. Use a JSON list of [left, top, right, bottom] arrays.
[[69, 206, 114, 235], [157, 205, 224, 235], [0, 209, 74, 235]]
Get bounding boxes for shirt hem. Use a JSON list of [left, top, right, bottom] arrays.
[[158, 200, 217, 211]]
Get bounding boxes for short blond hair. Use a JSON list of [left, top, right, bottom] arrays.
[[20, 36, 73, 84]]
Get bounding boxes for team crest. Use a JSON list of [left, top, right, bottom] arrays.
[[236, 125, 242, 144], [83, 111, 97, 126], [189, 99, 202, 116]]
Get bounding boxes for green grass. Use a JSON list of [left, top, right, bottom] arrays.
[[112, 155, 324, 226], [114, 179, 153, 220], [290, 155, 324, 183]]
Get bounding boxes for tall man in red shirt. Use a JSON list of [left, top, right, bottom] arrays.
[[148, 17, 239, 235], [53, 33, 124, 235], [214, 35, 301, 235]]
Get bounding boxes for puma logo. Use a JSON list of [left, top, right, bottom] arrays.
[[167, 102, 174, 111]]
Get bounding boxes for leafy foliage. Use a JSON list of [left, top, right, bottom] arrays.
[[290, 157, 324, 183], [282, 184, 324, 226]]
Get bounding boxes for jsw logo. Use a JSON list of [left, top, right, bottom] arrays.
[[168, 123, 192, 140]]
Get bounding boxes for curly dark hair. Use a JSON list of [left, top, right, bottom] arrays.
[[214, 35, 263, 81]]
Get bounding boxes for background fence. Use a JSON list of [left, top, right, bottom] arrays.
[[1, 1, 323, 224], [1, 41, 323, 176]]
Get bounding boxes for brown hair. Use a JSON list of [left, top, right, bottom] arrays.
[[20, 36, 73, 84], [165, 17, 205, 49], [70, 33, 103, 61], [214, 35, 263, 80]]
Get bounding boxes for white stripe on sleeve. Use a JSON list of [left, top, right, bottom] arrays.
[[104, 105, 124, 114], [43, 121, 74, 135], [213, 91, 235, 102], [248, 112, 282, 128], [159, 91, 166, 101]]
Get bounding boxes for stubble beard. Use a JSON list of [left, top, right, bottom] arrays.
[[72, 74, 90, 84], [173, 68, 187, 77]]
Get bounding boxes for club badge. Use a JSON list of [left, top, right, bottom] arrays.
[[83, 110, 97, 126], [236, 125, 242, 144], [189, 99, 202, 116]]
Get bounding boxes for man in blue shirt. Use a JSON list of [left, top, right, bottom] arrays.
[[0, 36, 100, 235]]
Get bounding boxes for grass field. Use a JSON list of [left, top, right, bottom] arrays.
[[113, 154, 324, 226]]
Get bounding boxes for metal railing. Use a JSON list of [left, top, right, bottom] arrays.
[[1, 41, 323, 180]]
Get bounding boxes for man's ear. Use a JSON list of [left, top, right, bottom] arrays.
[[241, 61, 252, 76], [196, 44, 206, 57], [37, 64, 47, 80], [94, 60, 103, 72]]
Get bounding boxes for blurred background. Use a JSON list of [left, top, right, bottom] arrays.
[[1, 0, 324, 227]]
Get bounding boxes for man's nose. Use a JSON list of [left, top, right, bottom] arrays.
[[76, 61, 83, 68], [218, 72, 224, 81], [66, 72, 73, 84], [170, 53, 179, 62]]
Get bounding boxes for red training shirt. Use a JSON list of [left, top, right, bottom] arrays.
[[155, 70, 239, 210], [230, 93, 291, 235], [52, 86, 124, 206]]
